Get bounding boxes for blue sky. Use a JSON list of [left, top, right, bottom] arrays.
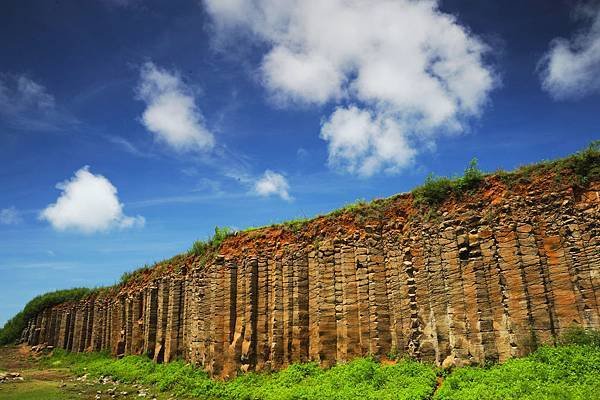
[[1, 0, 599, 325]]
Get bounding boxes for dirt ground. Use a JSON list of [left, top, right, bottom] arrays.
[[0, 345, 176, 400]]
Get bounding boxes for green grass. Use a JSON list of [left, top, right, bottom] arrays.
[[0, 380, 81, 400], [44, 352, 437, 400], [41, 328, 600, 400], [435, 327, 600, 399], [434, 345, 600, 400], [412, 158, 485, 207], [188, 226, 234, 258], [496, 140, 600, 189], [414, 140, 600, 207], [43, 338, 600, 399]]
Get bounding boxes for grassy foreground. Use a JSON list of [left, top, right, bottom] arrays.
[[40, 339, 600, 399], [44, 352, 437, 399]]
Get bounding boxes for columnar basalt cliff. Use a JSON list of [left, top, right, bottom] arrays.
[[20, 172, 600, 378]]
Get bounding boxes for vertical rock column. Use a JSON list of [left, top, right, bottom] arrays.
[[256, 255, 269, 370], [143, 286, 158, 359], [268, 255, 284, 370], [154, 278, 169, 362], [164, 279, 184, 363], [317, 240, 337, 367], [131, 292, 144, 355], [340, 241, 361, 360], [282, 251, 293, 365], [365, 225, 392, 357], [241, 257, 258, 370], [91, 301, 104, 351], [294, 251, 310, 363]]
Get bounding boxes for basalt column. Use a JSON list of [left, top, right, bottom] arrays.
[[143, 286, 159, 359], [18, 179, 600, 377], [164, 279, 184, 363]]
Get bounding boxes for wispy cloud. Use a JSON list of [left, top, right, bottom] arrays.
[[105, 135, 156, 158], [0, 207, 22, 225], [128, 191, 246, 208], [0, 73, 76, 131], [0, 261, 74, 271]]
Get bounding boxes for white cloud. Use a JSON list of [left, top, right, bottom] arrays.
[[137, 62, 215, 152], [539, 5, 600, 99], [0, 207, 21, 225], [40, 166, 145, 233], [254, 170, 292, 200], [321, 106, 416, 176], [204, 0, 496, 176]]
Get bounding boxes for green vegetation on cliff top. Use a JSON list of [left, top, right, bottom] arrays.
[[0, 288, 91, 346]]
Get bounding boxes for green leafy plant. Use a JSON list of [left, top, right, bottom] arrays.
[[558, 325, 600, 347], [43, 352, 437, 400], [435, 344, 600, 400], [0, 288, 91, 345], [43, 339, 600, 400], [497, 140, 600, 189], [413, 158, 484, 207], [119, 264, 151, 285], [188, 226, 233, 257]]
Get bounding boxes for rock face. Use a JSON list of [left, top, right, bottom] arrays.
[[21, 177, 600, 377]]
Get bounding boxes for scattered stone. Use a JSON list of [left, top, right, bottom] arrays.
[[0, 372, 24, 383], [76, 374, 88, 381]]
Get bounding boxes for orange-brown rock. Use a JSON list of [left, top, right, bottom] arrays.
[[20, 175, 600, 377]]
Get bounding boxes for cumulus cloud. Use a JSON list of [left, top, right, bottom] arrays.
[[254, 170, 292, 200], [321, 106, 416, 176], [539, 5, 600, 99], [136, 62, 215, 152], [0, 207, 21, 225], [204, 0, 496, 176], [40, 166, 144, 233]]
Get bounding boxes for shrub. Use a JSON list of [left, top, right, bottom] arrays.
[[455, 158, 484, 192], [434, 344, 600, 400], [498, 140, 600, 189], [41, 339, 600, 400], [413, 174, 455, 206], [0, 288, 91, 345], [189, 226, 233, 257], [413, 158, 484, 207], [119, 264, 151, 285], [558, 325, 600, 347], [557, 140, 600, 186], [43, 352, 437, 400]]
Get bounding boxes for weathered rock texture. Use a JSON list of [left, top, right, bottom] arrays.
[[21, 176, 600, 377]]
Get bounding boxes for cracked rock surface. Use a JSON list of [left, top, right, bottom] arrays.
[[20, 175, 600, 378]]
